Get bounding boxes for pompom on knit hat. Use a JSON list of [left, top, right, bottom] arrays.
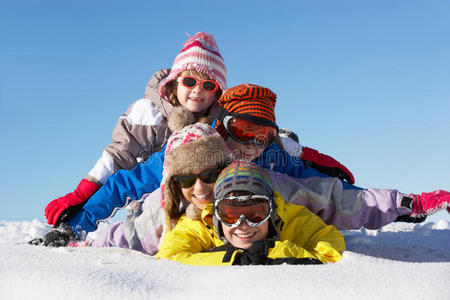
[[162, 122, 233, 222], [159, 32, 227, 101], [215, 83, 277, 139]]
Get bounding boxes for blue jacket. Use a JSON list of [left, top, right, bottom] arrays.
[[68, 145, 166, 236], [68, 141, 359, 237]]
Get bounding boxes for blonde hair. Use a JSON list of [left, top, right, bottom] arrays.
[[165, 70, 222, 107]]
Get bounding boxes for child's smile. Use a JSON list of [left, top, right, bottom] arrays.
[[222, 220, 269, 250]]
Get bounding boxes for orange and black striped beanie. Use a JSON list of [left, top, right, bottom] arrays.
[[215, 83, 277, 138]]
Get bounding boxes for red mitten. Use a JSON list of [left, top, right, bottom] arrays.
[[45, 179, 100, 225], [410, 190, 450, 217], [301, 146, 355, 184]]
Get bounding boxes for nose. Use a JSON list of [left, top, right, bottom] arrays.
[[191, 84, 203, 94], [237, 220, 251, 229], [193, 177, 208, 190]]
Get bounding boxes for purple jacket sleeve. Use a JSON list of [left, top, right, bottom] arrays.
[[91, 189, 165, 255], [268, 170, 411, 230]]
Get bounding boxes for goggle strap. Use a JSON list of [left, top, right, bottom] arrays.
[[225, 112, 278, 129], [217, 107, 228, 123], [218, 213, 271, 228]]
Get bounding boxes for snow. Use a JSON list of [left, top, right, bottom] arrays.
[[1, 219, 449, 300]]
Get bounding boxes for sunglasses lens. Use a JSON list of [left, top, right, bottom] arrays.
[[227, 118, 277, 147], [182, 76, 197, 88], [216, 197, 270, 226], [198, 168, 220, 184], [175, 174, 197, 188], [175, 168, 220, 188], [201, 80, 218, 91], [181, 76, 218, 92]]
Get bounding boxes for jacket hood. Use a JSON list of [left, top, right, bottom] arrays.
[[144, 68, 174, 119]]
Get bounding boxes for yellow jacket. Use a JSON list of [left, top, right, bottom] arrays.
[[156, 191, 345, 265]]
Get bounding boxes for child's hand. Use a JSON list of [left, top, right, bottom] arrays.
[[29, 223, 79, 247], [301, 146, 355, 184], [45, 179, 100, 225], [410, 190, 450, 217]]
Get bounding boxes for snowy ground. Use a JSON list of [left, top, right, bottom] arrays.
[[1, 219, 449, 300]]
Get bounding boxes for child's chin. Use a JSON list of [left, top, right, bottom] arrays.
[[193, 198, 212, 207], [231, 239, 254, 250], [233, 242, 252, 250]]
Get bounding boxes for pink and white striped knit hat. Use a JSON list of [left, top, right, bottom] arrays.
[[159, 32, 227, 101]]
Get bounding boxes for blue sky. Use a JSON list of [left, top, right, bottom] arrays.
[[1, 0, 449, 223]]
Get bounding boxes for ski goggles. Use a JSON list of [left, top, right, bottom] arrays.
[[173, 168, 222, 188], [180, 76, 219, 93], [214, 195, 273, 228], [222, 115, 278, 148]]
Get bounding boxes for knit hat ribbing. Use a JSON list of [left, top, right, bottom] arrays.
[[159, 32, 227, 101], [215, 83, 277, 138], [213, 161, 274, 200]]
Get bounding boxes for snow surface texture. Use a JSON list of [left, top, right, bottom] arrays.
[[1, 219, 449, 300]]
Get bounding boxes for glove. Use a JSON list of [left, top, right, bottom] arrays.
[[395, 196, 427, 223], [28, 223, 79, 247], [410, 190, 450, 218], [28, 237, 44, 246], [235, 240, 275, 265], [45, 179, 100, 226], [301, 146, 355, 184], [266, 257, 323, 265], [395, 214, 427, 223]]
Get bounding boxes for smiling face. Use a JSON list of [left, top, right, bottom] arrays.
[[176, 71, 218, 114], [218, 191, 270, 249], [180, 168, 217, 211], [221, 219, 269, 250]]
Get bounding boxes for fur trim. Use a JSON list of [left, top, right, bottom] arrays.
[[168, 106, 196, 132], [162, 181, 175, 219], [185, 203, 202, 220], [165, 135, 231, 176]]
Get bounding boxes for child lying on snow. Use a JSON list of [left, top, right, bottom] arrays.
[[156, 161, 345, 265]]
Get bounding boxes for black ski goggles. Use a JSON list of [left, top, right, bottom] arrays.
[[214, 195, 273, 228]]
